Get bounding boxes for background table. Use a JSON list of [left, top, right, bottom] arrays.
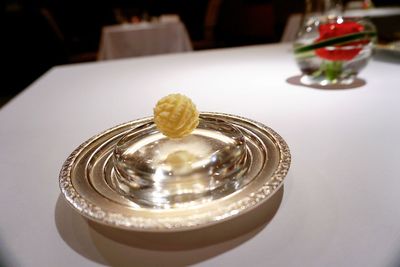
[[98, 20, 193, 60], [1, 44, 400, 267]]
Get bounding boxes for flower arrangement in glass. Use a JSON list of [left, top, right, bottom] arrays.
[[294, 0, 376, 85]]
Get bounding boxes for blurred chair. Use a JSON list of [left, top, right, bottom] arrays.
[[192, 0, 223, 50], [214, 1, 276, 47], [281, 13, 302, 43], [49, 1, 115, 62]]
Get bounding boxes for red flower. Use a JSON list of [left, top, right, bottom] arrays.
[[315, 21, 366, 61]]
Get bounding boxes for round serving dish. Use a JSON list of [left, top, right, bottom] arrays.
[[59, 112, 291, 232]]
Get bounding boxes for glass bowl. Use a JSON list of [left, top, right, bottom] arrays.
[[294, 16, 376, 85], [112, 118, 251, 208]]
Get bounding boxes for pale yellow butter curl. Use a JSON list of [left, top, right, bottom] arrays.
[[153, 94, 199, 139]]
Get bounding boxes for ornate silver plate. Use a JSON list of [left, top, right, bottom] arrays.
[[59, 113, 291, 232]]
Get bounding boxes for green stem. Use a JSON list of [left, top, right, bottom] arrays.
[[324, 61, 343, 81]]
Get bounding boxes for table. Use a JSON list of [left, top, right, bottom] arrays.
[[1, 44, 400, 267], [98, 20, 193, 60], [344, 7, 400, 17]]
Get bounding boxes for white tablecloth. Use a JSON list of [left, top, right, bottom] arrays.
[[98, 21, 193, 60], [344, 7, 400, 17], [1, 44, 400, 267]]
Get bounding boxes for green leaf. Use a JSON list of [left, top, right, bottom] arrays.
[[294, 31, 377, 54]]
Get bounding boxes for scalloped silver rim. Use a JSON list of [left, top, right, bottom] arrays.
[[59, 112, 291, 232]]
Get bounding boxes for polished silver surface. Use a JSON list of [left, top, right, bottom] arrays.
[[59, 113, 291, 232]]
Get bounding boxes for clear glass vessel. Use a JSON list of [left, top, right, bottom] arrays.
[[294, 0, 376, 85], [112, 118, 251, 208]]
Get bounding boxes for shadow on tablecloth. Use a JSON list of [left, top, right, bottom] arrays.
[[55, 187, 284, 266]]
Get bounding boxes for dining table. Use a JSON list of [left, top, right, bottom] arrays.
[[98, 19, 193, 60], [0, 43, 399, 267]]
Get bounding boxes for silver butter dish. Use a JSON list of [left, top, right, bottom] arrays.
[[59, 112, 291, 232]]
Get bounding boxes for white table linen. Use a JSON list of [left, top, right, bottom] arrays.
[[1, 43, 400, 267], [98, 20, 193, 60]]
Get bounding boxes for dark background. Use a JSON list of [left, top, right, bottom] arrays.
[[3, 0, 399, 102]]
